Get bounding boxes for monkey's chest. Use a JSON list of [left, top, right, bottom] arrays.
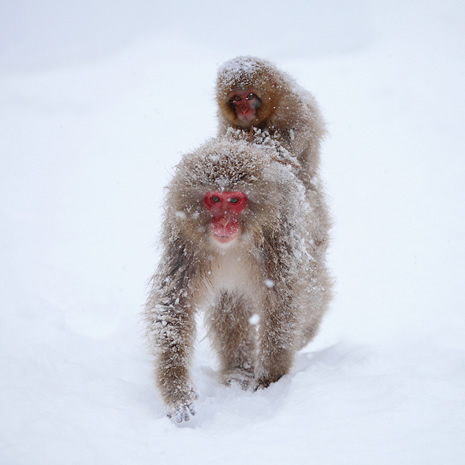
[[208, 251, 256, 295]]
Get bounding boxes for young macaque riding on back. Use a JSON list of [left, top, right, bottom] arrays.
[[216, 56, 326, 182]]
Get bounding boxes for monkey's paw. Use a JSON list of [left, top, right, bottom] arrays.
[[254, 373, 283, 391], [222, 368, 255, 390], [166, 390, 199, 423], [167, 402, 196, 423]]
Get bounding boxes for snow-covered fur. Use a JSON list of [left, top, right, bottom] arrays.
[[216, 56, 326, 183], [144, 136, 331, 422]]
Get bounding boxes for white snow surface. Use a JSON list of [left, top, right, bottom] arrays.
[[1, 1, 465, 464]]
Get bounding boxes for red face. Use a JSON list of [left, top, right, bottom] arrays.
[[204, 191, 248, 244], [228, 89, 261, 125]]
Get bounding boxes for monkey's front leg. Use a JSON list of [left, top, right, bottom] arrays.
[[255, 292, 297, 389], [153, 302, 198, 422]]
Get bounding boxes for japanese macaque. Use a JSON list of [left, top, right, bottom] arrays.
[[216, 56, 326, 184], [144, 136, 331, 422]]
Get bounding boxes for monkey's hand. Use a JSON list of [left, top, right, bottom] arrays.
[[165, 388, 199, 423], [167, 402, 196, 423], [222, 368, 255, 390]]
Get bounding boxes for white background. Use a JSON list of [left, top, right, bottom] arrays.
[[1, 1, 464, 464]]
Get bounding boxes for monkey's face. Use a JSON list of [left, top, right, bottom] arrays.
[[227, 89, 262, 126], [204, 191, 247, 245]]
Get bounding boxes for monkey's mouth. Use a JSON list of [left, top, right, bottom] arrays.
[[211, 223, 239, 244], [212, 233, 237, 244], [237, 112, 256, 124]]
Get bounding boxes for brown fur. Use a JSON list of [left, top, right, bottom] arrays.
[[144, 136, 331, 422], [216, 56, 326, 182]]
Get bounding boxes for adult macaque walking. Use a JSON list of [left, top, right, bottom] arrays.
[[144, 136, 331, 422]]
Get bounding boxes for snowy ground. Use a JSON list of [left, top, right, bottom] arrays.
[[1, 1, 465, 464]]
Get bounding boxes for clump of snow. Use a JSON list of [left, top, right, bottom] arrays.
[[249, 314, 260, 325]]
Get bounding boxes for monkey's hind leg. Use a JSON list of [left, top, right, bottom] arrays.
[[254, 288, 300, 390], [207, 291, 257, 389]]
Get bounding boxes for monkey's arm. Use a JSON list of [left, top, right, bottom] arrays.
[[145, 245, 199, 422]]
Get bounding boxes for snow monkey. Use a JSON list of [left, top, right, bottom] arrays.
[[216, 56, 326, 184], [144, 136, 331, 423]]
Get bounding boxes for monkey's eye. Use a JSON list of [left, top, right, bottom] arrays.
[[228, 197, 239, 204], [246, 93, 257, 101], [230, 95, 241, 102], [211, 196, 221, 203]]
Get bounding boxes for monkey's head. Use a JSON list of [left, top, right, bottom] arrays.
[[166, 137, 302, 251], [216, 56, 280, 129]]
